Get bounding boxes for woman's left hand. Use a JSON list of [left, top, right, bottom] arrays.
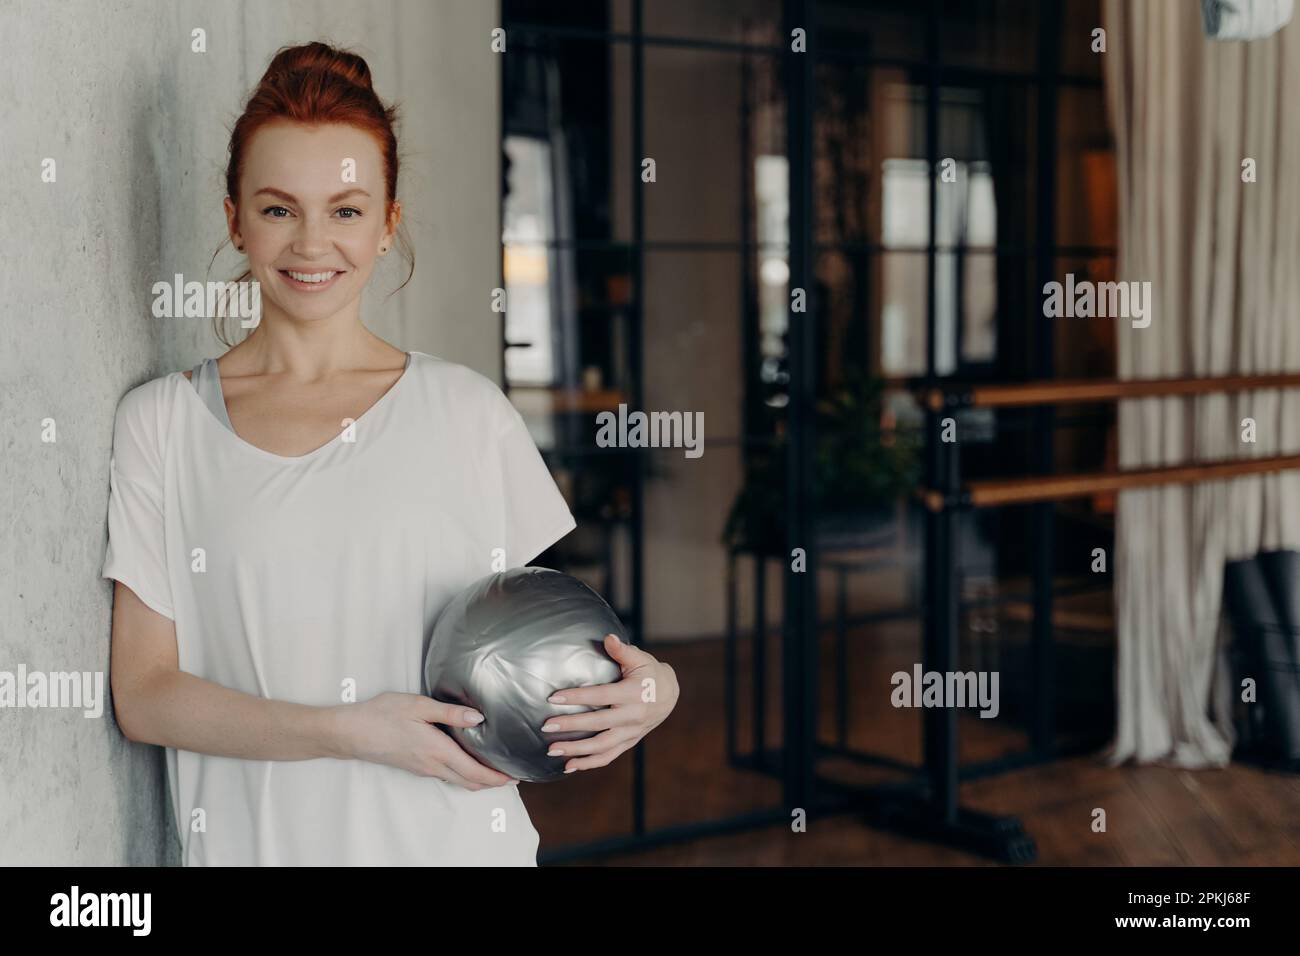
[[540, 633, 679, 773]]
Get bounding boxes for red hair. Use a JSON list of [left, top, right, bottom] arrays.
[[213, 42, 413, 344], [226, 41, 400, 211]]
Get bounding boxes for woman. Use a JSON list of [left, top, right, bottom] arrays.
[[102, 41, 678, 866]]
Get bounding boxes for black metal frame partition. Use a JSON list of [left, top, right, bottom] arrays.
[[502, 0, 1108, 864]]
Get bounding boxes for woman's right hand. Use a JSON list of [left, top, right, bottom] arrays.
[[335, 692, 518, 790]]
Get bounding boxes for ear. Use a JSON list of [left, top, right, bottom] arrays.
[[380, 200, 402, 255], [223, 196, 243, 252]]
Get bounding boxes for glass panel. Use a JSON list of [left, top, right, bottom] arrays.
[[814, 492, 925, 776], [639, 249, 791, 830], [1060, 0, 1106, 78], [504, 245, 635, 400], [645, 449, 787, 831], [643, 46, 784, 243], [814, 74, 1037, 254], [756, 154, 790, 391], [955, 508, 1032, 766], [643, 250, 744, 430], [1056, 86, 1115, 249], [504, 0, 621, 28], [935, 251, 998, 366], [642, 0, 782, 46], [956, 505, 1115, 768], [938, 82, 1038, 250], [811, 376, 925, 778], [870, 251, 930, 377], [504, 135, 558, 386], [922, 251, 1034, 379], [504, 35, 631, 242], [816, 0, 927, 62], [815, 65, 926, 253], [881, 158, 929, 248], [939, 0, 1039, 73], [818, 247, 870, 377], [874, 68, 927, 162], [1051, 254, 1119, 382]]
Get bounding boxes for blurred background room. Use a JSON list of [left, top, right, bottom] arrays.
[[496, 0, 1300, 866]]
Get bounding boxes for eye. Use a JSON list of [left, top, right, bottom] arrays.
[[261, 205, 292, 218], [336, 206, 363, 220]]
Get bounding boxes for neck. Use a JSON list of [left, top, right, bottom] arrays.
[[231, 301, 390, 378]]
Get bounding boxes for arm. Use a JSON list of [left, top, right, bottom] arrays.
[[108, 580, 516, 788], [109, 580, 346, 760]]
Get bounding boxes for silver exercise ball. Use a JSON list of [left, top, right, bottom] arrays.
[[423, 566, 625, 783]]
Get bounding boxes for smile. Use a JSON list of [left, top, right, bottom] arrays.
[[278, 269, 344, 291]]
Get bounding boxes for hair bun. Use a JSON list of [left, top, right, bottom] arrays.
[[260, 41, 375, 93]]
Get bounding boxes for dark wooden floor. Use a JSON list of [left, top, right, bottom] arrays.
[[566, 759, 1300, 866], [522, 608, 1300, 865]]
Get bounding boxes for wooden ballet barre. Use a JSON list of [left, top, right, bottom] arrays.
[[920, 372, 1300, 412], [920, 453, 1300, 511]]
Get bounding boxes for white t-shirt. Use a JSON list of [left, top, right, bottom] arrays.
[[100, 350, 576, 866]]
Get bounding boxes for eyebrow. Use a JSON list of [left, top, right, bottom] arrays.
[[252, 187, 371, 204]]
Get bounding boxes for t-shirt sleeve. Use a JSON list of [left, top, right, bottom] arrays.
[[491, 392, 577, 569], [101, 382, 175, 619]]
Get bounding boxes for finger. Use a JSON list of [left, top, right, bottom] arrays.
[[542, 704, 639, 735], [547, 680, 638, 708], [545, 727, 637, 758], [563, 739, 636, 773], [439, 765, 515, 791], [602, 633, 656, 670], [439, 741, 516, 788], [420, 697, 485, 729], [435, 765, 485, 791]]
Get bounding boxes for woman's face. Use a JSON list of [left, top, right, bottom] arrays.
[[225, 121, 399, 326]]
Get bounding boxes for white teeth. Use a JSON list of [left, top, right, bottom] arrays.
[[286, 270, 337, 283]]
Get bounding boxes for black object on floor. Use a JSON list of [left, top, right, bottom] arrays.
[[1222, 550, 1300, 767]]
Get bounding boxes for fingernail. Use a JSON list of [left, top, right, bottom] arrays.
[[549, 694, 567, 703], [547, 748, 564, 756], [610, 633, 622, 644], [541, 722, 560, 732], [466, 711, 484, 724], [564, 766, 577, 774]]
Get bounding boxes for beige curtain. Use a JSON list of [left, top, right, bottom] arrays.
[[1103, 0, 1300, 767]]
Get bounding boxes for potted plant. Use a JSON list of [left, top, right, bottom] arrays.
[[722, 368, 920, 554]]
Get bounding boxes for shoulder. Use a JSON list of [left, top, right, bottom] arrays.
[[114, 371, 185, 424], [110, 372, 186, 469], [406, 351, 518, 432]]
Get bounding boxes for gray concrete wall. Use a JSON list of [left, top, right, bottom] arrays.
[[0, 0, 500, 865]]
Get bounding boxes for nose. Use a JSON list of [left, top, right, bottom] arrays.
[[289, 214, 332, 259]]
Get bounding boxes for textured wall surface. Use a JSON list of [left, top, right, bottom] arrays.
[[0, 0, 500, 865]]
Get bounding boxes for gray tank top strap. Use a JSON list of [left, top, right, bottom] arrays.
[[190, 358, 235, 432]]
